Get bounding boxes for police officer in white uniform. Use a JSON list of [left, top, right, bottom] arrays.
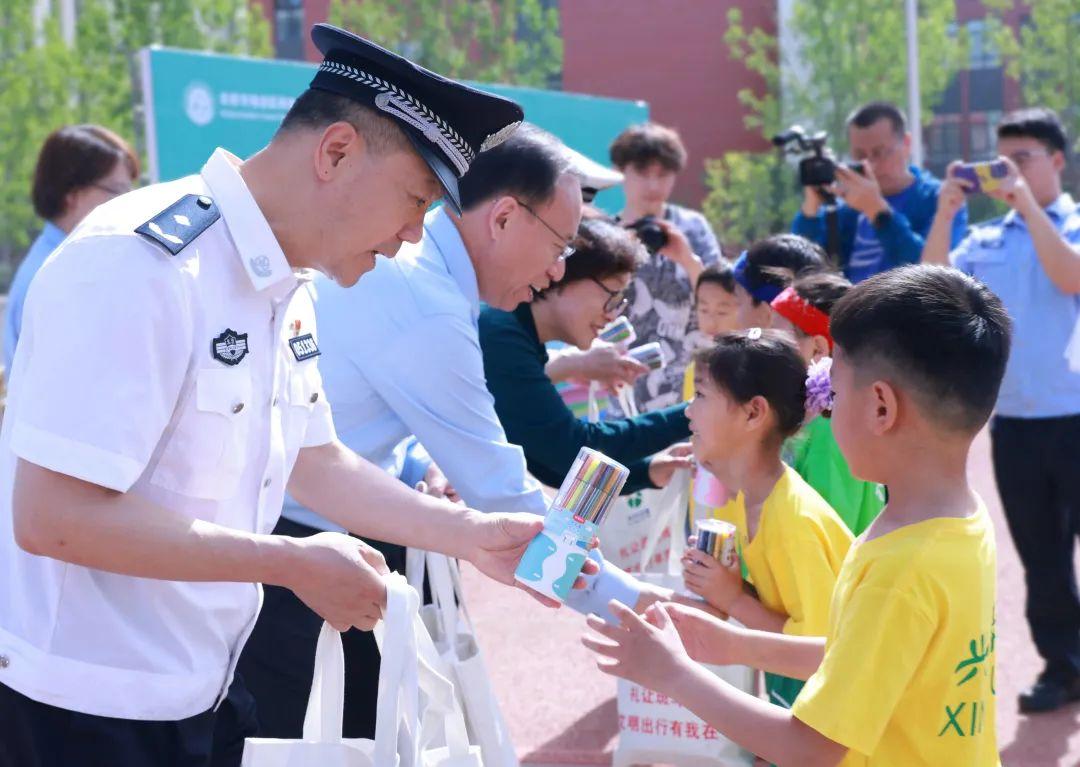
[[0, 25, 591, 767]]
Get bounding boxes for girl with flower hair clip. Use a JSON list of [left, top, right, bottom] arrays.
[[770, 273, 886, 536], [675, 329, 853, 716]]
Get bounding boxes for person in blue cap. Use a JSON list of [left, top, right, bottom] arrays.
[[0, 25, 594, 767]]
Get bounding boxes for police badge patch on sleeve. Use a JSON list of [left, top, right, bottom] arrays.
[[212, 329, 249, 366], [289, 333, 320, 361]]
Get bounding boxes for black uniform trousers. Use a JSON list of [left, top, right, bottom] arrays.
[[0, 678, 255, 767], [991, 414, 1080, 681]]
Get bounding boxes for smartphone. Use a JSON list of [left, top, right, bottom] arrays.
[[953, 160, 1009, 195]]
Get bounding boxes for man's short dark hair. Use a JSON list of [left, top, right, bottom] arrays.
[[696, 261, 736, 297], [32, 125, 139, 220], [744, 234, 828, 306], [458, 124, 570, 211], [847, 101, 907, 137], [277, 88, 411, 155], [537, 218, 646, 299], [997, 107, 1068, 155], [609, 122, 688, 173], [831, 265, 1011, 434]]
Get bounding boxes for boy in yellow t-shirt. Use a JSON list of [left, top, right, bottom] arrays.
[[583, 265, 1006, 766]]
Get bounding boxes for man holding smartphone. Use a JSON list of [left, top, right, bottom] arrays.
[[925, 107, 1080, 714], [793, 100, 968, 282]]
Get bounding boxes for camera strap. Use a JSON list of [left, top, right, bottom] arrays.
[[824, 204, 842, 270]]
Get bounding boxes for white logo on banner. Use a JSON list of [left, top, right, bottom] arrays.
[[184, 82, 215, 126]]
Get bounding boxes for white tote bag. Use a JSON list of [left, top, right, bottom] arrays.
[[613, 476, 755, 767], [406, 550, 519, 767], [242, 573, 482, 767]]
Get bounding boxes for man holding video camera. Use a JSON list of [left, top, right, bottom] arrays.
[[924, 107, 1080, 715], [792, 100, 967, 282]]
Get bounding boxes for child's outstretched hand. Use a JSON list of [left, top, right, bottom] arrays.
[[581, 600, 693, 696], [653, 601, 744, 666], [682, 547, 742, 612]]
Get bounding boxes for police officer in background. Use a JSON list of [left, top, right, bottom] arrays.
[[925, 107, 1080, 713], [0, 26, 594, 767]]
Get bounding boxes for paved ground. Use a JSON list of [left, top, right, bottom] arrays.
[[460, 429, 1080, 765]]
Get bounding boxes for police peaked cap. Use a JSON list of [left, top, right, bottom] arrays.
[[309, 24, 525, 215]]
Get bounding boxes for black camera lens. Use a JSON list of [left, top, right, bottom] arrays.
[[799, 156, 836, 187], [627, 216, 669, 254]]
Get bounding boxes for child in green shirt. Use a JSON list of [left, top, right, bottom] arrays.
[[770, 272, 885, 535]]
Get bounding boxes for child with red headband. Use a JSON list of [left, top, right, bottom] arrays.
[[770, 273, 886, 535]]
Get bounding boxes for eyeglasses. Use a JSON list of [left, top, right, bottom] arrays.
[[591, 276, 629, 314], [1007, 149, 1051, 168], [852, 143, 899, 164], [514, 198, 575, 262], [92, 182, 131, 198]]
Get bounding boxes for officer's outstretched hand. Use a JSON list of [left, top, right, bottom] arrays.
[[287, 532, 390, 632], [465, 511, 600, 608]]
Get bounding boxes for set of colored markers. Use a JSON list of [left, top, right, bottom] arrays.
[[514, 447, 629, 601]]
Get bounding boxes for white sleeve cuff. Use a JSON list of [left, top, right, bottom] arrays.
[[11, 420, 145, 492], [301, 405, 337, 448]]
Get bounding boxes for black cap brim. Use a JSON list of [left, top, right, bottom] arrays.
[[405, 131, 462, 216]]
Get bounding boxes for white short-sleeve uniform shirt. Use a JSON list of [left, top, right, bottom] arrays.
[[0, 149, 336, 721]]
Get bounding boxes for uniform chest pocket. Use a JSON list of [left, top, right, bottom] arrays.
[[966, 247, 1008, 267], [150, 368, 253, 501]]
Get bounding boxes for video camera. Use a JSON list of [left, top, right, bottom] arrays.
[[771, 126, 864, 188], [771, 126, 835, 187]]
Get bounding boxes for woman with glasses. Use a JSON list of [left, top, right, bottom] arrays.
[[4, 125, 139, 370], [478, 217, 693, 495]]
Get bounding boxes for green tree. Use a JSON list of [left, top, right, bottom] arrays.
[[703, 1, 965, 249], [984, 0, 1080, 145], [0, 0, 269, 279], [329, 0, 562, 88]]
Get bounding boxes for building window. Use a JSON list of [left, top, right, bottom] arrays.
[[967, 20, 999, 70], [971, 111, 1003, 161], [925, 116, 963, 174], [275, 0, 305, 60]]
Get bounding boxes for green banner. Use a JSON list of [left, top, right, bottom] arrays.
[[140, 47, 648, 212]]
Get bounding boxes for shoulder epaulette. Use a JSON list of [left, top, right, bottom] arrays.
[[135, 194, 220, 256]]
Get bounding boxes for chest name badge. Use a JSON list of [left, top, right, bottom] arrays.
[[212, 329, 249, 366], [289, 333, 320, 361]]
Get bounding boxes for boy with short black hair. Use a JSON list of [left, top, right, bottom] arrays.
[[683, 262, 739, 394], [732, 233, 828, 329], [925, 105, 1080, 713], [583, 264, 1008, 766]]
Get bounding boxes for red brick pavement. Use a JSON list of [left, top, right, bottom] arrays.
[[461, 430, 1080, 766]]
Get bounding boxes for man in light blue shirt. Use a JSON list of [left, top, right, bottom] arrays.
[[291, 126, 643, 612], [239, 125, 646, 740], [925, 107, 1080, 714]]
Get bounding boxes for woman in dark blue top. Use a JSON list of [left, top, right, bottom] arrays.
[[479, 217, 692, 494]]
